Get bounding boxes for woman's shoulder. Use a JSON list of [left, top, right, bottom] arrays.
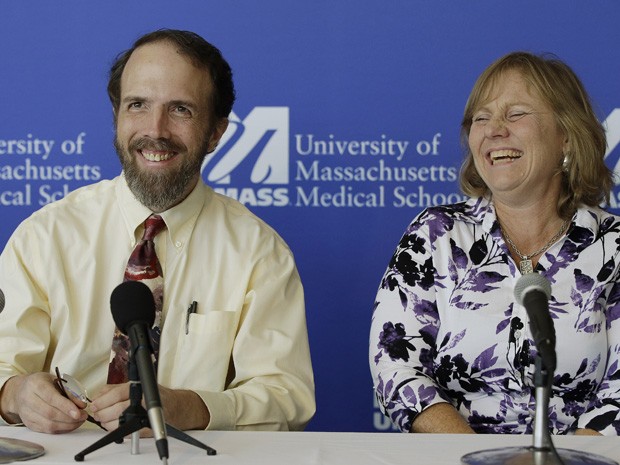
[[575, 205, 620, 232]]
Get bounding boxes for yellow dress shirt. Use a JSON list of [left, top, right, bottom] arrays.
[[0, 175, 315, 430]]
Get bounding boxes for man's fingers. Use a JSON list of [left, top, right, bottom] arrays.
[[16, 374, 87, 433]]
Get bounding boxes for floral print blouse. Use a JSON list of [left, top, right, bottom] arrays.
[[370, 197, 620, 435]]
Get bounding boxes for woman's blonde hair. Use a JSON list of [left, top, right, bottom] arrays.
[[459, 51, 613, 219]]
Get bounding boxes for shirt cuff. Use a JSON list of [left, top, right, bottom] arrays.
[[197, 390, 236, 431]]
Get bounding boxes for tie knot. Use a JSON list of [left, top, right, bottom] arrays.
[[143, 214, 166, 241]]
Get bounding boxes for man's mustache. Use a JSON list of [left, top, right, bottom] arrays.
[[129, 138, 185, 153]]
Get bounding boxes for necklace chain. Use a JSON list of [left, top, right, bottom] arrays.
[[502, 220, 568, 274]]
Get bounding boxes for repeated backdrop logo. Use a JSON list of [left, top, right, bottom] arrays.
[[7, 106, 620, 212]]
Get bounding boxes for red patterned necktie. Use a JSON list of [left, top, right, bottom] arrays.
[[107, 214, 166, 384]]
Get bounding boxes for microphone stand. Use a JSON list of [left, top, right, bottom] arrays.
[[531, 356, 560, 465], [461, 355, 617, 465], [74, 354, 216, 462]]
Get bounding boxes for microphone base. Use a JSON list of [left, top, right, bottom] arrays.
[[461, 446, 618, 465], [74, 417, 217, 461]]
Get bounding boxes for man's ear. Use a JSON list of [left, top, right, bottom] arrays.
[[208, 118, 229, 153]]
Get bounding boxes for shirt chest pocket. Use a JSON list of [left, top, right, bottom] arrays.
[[172, 309, 241, 390]]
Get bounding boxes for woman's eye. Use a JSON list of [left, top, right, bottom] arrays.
[[507, 112, 528, 121]]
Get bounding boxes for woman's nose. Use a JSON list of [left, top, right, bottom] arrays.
[[485, 116, 508, 138]]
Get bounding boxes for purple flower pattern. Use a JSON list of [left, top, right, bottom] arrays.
[[370, 197, 620, 435]]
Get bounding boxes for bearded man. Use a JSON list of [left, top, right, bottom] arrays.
[[0, 29, 315, 434]]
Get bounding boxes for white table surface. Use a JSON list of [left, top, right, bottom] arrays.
[[0, 427, 618, 465]]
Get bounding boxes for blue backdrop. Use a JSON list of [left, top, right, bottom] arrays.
[[2, 1, 620, 432]]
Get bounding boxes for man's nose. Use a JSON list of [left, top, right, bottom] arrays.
[[145, 107, 172, 140]]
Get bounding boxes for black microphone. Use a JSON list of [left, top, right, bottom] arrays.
[[110, 281, 168, 462], [514, 273, 556, 372], [0, 289, 4, 313]]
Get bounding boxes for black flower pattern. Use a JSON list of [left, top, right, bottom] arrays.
[[377, 322, 418, 362], [370, 198, 620, 434]]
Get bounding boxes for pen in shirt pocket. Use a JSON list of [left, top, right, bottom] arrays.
[[185, 301, 197, 335]]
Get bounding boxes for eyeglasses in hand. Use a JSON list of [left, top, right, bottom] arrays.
[[54, 367, 105, 430]]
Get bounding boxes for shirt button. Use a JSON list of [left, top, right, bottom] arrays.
[[175, 241, 182, 248]]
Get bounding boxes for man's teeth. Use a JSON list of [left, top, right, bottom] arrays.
[[490, 150, 521, 163], [142, 151, 174, 162]]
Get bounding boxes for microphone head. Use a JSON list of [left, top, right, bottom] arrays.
[[110, 281, 155, 334], [0, 289, 4, 313], [514, 272, 551, 305]]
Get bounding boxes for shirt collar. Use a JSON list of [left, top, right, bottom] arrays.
[[455, 196, 496, 233], [115, 174, 210, 250], [468, 194, 603, 243]]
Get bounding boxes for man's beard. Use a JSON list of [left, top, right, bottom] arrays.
[[115, 136, 207, 212]]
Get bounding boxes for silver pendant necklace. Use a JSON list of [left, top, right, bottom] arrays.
[[502, 220, 568, 274]]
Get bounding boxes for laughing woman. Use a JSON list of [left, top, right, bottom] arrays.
[[370, 52, 620, 435]]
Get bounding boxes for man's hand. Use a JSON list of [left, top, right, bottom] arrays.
[[157, 385, 210, 430], [90, 383, 210, 432], [0, 373, 88, 433], [89, 383, 131, 432]]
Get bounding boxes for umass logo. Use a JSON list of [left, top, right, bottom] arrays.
[[201, 107, 290, 207]]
